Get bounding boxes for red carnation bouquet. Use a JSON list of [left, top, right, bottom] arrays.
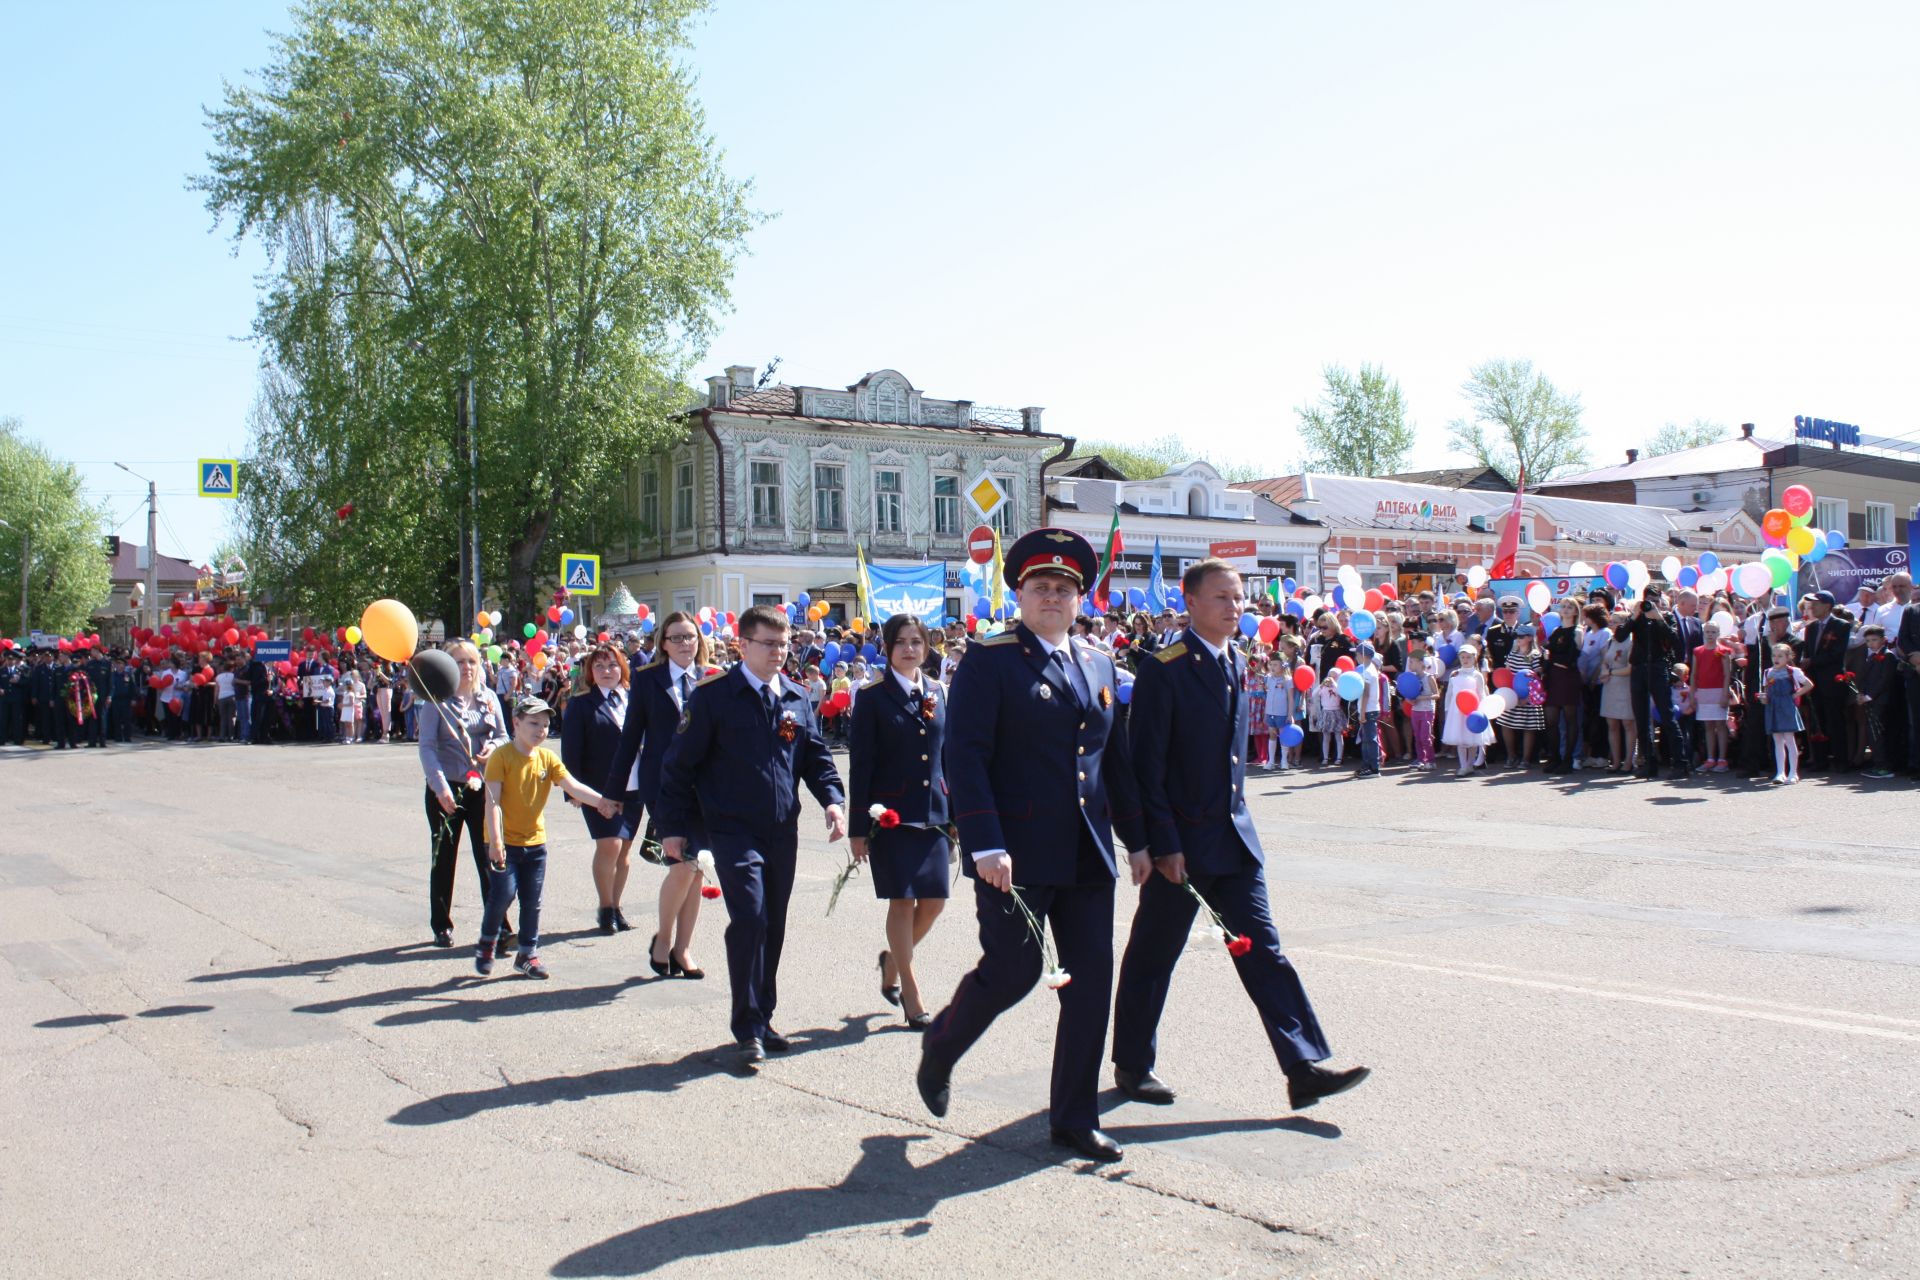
[[1180, 878, 1253, 957]]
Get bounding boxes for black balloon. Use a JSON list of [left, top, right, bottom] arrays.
[[409, 649, 460, 702]]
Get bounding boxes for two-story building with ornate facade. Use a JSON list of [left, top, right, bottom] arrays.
[[601, 365, 1069, 624]]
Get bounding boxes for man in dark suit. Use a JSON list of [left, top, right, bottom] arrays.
[[657, 604, 845, 1066], [244, 652, 272, 743], [917, 528, 1148, 1164], [1113, 559, 1368, 1115], [1624, 591, 1681, 778], [0, 650, 23, 745], [1801, 590, 1853, 770], [83, 649, 113, 748], [28, 649, 55, 744], [1897, 596, 1920, 776]]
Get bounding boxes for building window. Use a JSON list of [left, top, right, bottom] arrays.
[[751, 460, 782, 528], [639, 469, 659, 534], [674, 461, 694, 531], [814, 464, 845, 531], [1865, 501, 1893, 544], [1814, 496, 1846, 535], [988, 476, 1015, 535], [874, 468, 903, 534], [1515, 521, 1533, 547], [933, 475, 960, 536], [751, 592, 784, 608]]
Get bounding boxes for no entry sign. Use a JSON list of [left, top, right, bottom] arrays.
[[968, 525, 997, 565]]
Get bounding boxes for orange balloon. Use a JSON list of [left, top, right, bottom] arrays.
[[359, 598, 419, 662], [1761, 509, 1790, 539]]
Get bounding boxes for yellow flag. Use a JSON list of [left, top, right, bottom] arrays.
[[855, 541, 873, 620], [988, 528, 1006, 616]]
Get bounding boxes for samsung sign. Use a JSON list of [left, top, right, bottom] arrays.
[[1796, 415, 1861, 447]]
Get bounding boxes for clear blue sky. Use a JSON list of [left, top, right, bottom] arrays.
[[4, 0, 1915, 564]]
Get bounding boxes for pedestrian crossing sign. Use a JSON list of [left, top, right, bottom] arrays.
[[561, 553, 601, 596], [197, 459, 239, 499]]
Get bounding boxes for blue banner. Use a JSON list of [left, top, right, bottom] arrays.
[[865, 562, 948, 622], [1146, 537, 1168, 613], [1804, 546, 1910, 600], [1487, 576, 1609, 621]]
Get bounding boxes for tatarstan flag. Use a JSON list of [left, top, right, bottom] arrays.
[[1092, 507, 1123, 612]]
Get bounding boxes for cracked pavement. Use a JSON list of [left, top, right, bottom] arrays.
[[2, 741, 1917, 1277]]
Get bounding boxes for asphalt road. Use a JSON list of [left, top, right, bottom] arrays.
[[3, 739, 1917, 1278]]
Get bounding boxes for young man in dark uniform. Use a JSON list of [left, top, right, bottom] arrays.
[[918, 528, 1148, 1163], [83, 648, 113, 747], [1112, 558, 1369, 1114], [657, 604, 846, 1067]]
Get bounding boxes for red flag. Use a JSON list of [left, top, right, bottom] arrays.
[[1489, 467, 1527, 581], [1092, 508, 1123, 612]]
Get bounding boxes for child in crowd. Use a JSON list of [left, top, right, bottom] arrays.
[[1442, 643, 1496, 777], [1689, 623, 1732, 772], [1407, 632, 1440, 771], [311, 666, 336, 741], [1313, 673, 1348, 766], [1763, 642, 1812, 785], [1246, 655, 1269, 766], [337, 667, 361, 743], [478, 696, 622, 978], [1265, 651, 1296, 770], [1671, 664, 1695, 767], [1353, 643, 1384, 777]]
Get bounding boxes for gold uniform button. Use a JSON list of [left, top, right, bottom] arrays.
[[1077, 746, 1085, 755], [922, 780, 930, 787], [1231, 755, 1239, 765], [1078, 797, 1087, 806], [1078, 771, 1087, 781], [920, 754, 929, 762]]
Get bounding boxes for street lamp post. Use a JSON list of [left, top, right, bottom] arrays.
[[113, 463, 159, 634]]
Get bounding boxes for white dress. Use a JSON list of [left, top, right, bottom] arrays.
[[1441, 669, 1496, 746]]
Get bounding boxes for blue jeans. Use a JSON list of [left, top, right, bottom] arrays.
[[234, 693, 252, 743], [481, 843, 547, 955], [1358, 711, 1380, 771]]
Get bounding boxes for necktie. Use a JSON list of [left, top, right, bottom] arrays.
[[762, 685, 778, 725], [1218, 650, 1238, 715], [1050, 650, 1087, 708], [678, 672, 692, 707]]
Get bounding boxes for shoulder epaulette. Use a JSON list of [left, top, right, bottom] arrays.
[[694, 669, 727, 687], [977, 632, 1020, 647], [1155, 641, 1188, 663]]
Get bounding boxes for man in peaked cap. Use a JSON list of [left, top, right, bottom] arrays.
[[918, 527, 1148, 1163]]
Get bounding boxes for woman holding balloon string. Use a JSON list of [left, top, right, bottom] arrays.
[[1495, 629, 1545, 769], [415, 639, 515, 950]]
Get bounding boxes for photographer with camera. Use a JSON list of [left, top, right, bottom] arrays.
[[1618, 588, 1685, 779]]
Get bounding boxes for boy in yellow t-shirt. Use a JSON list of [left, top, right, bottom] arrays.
[[478, 696, 619, 978]]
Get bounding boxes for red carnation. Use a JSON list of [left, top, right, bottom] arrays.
[[700, 885, 722, 900], [877, 808, 901, 829], [1226, 935, 1253, 958]]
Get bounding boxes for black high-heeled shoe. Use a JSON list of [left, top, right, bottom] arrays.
[[879, 950, 902, 1006], [905, 1011, 933, 1031], [647, 933, 672, 978], [670, 949, 704, 980]]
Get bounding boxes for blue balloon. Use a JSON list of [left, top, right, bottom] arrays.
[[1350, 611, 1377, 639], [699, 620, 713, 635], [1697, 552, 1720, 574], [1605, 563, 1630, 590], [785, 603, 798, 620], [1466, 711, 1489, 733], [1280, 724, 1304, 748], [1438, 644, 1459, 668], [1396, 671, 1423, 700], [640, 617, 655, 633], [1336, 670, 1364, 701], [861, 643, 879, 663], [1284, 599, 1305, 618], [1282, 577, 1298, 598], [1238, 613, 1258, 637], [1512, 672, 1532, 699], [1807, 532, 1830, 562], [1827, 530, 1848, 550], [559, 607, 575, 625], [972, 597, 989, 619], [1676, 566, 1700, 588], [1116, 679, 1134, 705], [1167, 589, 1184, 612], [1330, 585, 1348, 611], [1127, 587, 1146, 608], [796, 592, 811, 608], [1541, 613, 1559, 636], [821, 642, 839, 668]]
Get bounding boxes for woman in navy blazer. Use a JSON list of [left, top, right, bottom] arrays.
[[848, 614, 951, 1029], [561, 645, 647, 935], [608, 613, 714, 978]]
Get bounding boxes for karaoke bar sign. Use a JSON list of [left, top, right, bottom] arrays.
[[1796, 415, 1861, 447]]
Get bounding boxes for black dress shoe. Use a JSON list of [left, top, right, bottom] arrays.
[[611, 908, 634, 932], [1286, 1063, 1372, 1110], [432, 929, 454, 948], [763, 1030, 791, 1054], [1050, 1127, 1123, 1162], [734, 1038, 765, 1068], [670, 950, 704, 979], [916, 1045, 951, 1117], [1114, 1067, 1177, 1105], [596, 906, 616, 936]]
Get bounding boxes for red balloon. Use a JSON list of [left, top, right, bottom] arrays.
[[1257, 617, 1281, 644], [148, 675, 166, 689], [546, 606, 562, 623], [57, 639, 73, 652], [1334, 656, 1355, 672], [1379, 583, 1399, 601], [1455, 690, 1480, 715], [223, 628, 241, 645], [596, 631, 610, 643], [1292, 665, 1315, 692], [1363, 589, 1385, 612], [1491, 668, 1513, 689], [635, 603, 651, 622], [191, 671, 208, 686]]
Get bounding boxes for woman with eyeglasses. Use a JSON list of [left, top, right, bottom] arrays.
[[416, 640, 513, 949], [847, 613, 951, 1028], [610, 611, 715, 978]]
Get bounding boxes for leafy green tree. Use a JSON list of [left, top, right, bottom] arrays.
[[0, 417, 112, 636], [1644, 419, 1728, 458], [1447, 359, 1589, 484], [197, 0, 755, 627], [1079, 434, 1263, 483], [1293, 363, 1415, 475]]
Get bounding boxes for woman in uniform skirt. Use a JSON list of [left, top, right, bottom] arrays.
[[847, 613, 950, 1028], [560, 644, 646, 934]]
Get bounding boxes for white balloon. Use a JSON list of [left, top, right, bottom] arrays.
[[1709, 611, 1737, 636], [1466, 564, 1489, 589], [1301, 594, 1324, 617], [1481, 689, 1512, 718], [1735, 562, 1773, 598], [1570, 561, 1595, 577], [1337, 564, 1364, 597], [1525, 581, 1551, 615], [573, 624, 587, 639], [1626, 560, 1650, 586], [489, 610, 503, 628], [1660, 555, 1682, 582]]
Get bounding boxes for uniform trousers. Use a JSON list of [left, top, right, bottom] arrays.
[[924, 835, 1116, 1131], [711, 824, 799, 1043], [1114, 856, 1331, 1076]]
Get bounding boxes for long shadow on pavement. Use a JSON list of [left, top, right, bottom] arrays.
[[191, 942, 452, 984], [373, 976, 647, 1027], [388, 1015, 884, 1126], [547, 1110, 1326, 1277]]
